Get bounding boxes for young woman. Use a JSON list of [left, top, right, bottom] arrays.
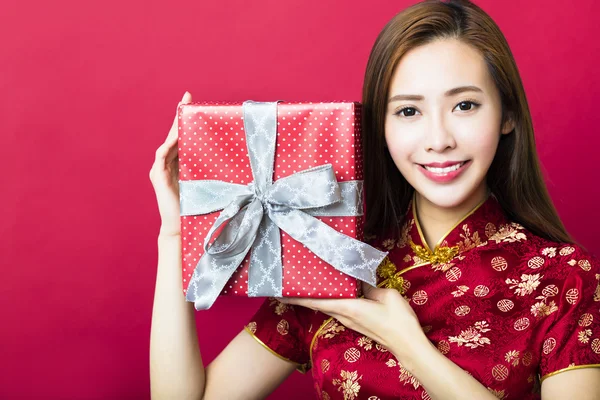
[[149, 0, 600, 399]]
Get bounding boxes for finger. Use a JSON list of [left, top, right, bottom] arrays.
[[166, 92, 193, 144], [363, 283, 394, 303]]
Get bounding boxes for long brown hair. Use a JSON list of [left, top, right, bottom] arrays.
[[362, 0, 573, 244]]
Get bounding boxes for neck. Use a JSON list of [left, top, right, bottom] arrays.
[[415, 186, 489, 251]]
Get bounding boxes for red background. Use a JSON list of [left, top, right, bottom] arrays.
[[1, 0, 598, 399]]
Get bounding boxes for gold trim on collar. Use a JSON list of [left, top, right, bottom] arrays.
[[412, 192, 488, 255]]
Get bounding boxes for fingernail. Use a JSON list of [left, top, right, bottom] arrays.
[[182, 91, 188, 100]]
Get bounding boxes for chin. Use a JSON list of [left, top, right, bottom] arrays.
[[410, 175, 487, 211]]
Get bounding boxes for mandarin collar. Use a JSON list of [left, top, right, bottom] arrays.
[[376, 192, 512, 288]]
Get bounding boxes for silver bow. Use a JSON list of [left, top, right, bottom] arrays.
[[180, 101, 387, 310]]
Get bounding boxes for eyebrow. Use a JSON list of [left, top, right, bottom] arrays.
[[388, 85, 484, 103]]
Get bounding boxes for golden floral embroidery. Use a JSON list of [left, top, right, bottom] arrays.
[[578, 329, 592, 344], [487, 222, 527, 243], [487, 388, 507, 399], [403, 254, 412, 263], [397, 218, 415, 248], [456, 224, 485, 253], [595, 274, 600, 302], [431, 261, 455, 273], [451, 285, 469, 297], [385, 359, 421, 389], [530, 300, 558, 318], [410, 240, 459, 266], [505, 350, 520, 366], [332, 370, 362, 400], [269, 298, 293, 315], [448, 321, 491, 349], [357, 336, 373, 351], [382, 238, 395, 250], [568, 259, 577, 266], [320, 319, 346, 339], [541, 247, 557, 257], [506, 273, 543, 296]]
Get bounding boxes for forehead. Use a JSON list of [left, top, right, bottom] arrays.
[[389, 38, 493, 95]]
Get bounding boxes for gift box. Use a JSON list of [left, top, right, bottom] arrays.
[[178, 101, 387, 310]]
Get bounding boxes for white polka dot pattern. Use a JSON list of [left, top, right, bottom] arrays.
[[178, 102, 364, 299]]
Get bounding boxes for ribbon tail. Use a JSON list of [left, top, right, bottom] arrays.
[[185, 247, 251, 310], [247, 216, 283, 298], [268, 207, 387, 287], [186, 199, 265, 310]]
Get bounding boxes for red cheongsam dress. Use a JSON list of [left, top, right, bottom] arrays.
[[244, 194, 600, 399]]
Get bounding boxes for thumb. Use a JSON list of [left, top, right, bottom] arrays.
[[361, 282, 387, 302], [181, 91, 193, 103]]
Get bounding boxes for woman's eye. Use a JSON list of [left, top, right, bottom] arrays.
[[396, 107, 419, 117], [454, 101, 479, 112]]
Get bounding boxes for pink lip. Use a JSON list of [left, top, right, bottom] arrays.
[[418, 160, 471, 183]]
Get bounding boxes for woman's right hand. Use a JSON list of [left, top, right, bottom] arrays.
[[149, 91, 193, 237]]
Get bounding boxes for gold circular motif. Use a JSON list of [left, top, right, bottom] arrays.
[[455, 305, 471, 317], [247, 322, 257, 334], [344, 347, 361, 363], [445, 267, 462, 282], [565, 288, 579, 305], [497, 299, 515, 312], [559, 246, 575, 256], [321, 359, 330, 373], [514, 317, 530, 331], [491, 256, 508, 271], [276, 319, 289, 335], [492, 364, 509, 381], [578, 260, 592, 271], [437, 340, 450, 355], [543, 337, 556, 354], [592, 338, 600, 354], [412, 290, 428, 305], [579, 313, 594, 327], [542, 285, 559, 297], [368, 397, 381, 400], [522, 351, 533, 366], [528, 256, 545, 270], [474, 285, 490, 297]]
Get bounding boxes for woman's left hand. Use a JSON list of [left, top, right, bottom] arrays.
[[277, 283, 425, 357]]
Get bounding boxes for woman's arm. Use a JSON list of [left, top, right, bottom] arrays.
[[149, 234, 297, 400]]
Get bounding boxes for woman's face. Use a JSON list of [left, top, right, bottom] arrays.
[[385, 38, 513, 210]]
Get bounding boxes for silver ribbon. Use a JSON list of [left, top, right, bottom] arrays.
[[180, 101, 388, 310]]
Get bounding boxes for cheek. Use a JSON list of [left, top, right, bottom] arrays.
[[384, 119, 419, 164]]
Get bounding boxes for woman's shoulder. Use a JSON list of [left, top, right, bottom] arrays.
[[488, 222, 600, 290]]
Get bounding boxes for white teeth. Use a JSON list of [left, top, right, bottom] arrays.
[[423, 162, 464, 173]]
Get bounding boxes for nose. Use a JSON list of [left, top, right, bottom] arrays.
[[424, 114, 456, 153]]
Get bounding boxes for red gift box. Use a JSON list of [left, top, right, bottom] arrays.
[[177, 101, 385, 309]]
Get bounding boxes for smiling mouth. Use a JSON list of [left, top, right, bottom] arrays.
[[420, 161, 468, 173]]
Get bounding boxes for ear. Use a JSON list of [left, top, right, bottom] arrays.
[[501, 116, 515, 135]]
